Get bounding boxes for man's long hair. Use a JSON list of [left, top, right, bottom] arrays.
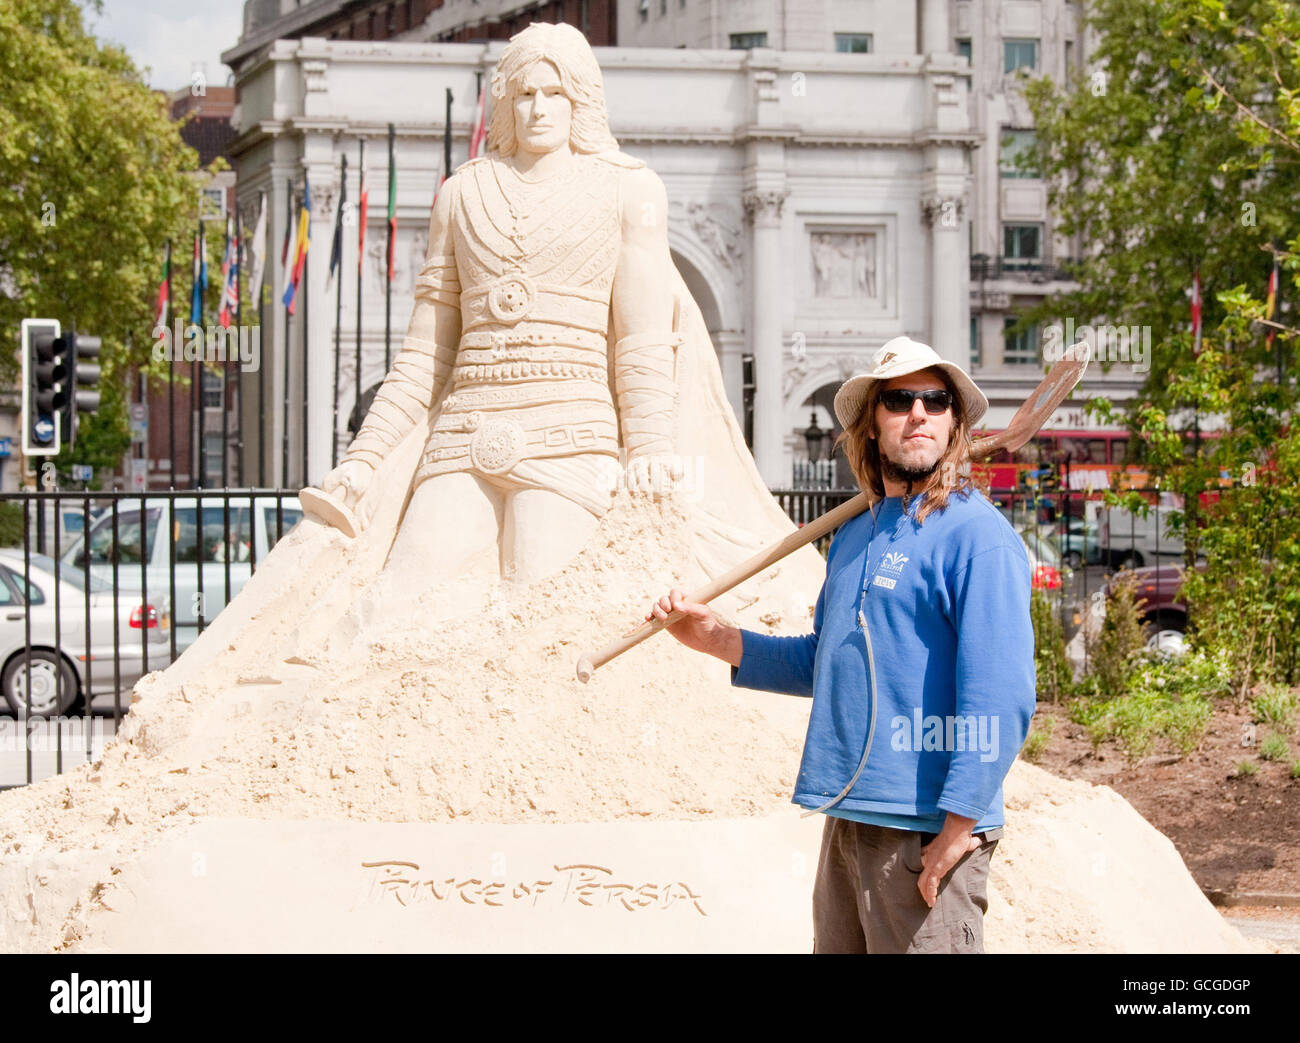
[[832, 366, 975, 525], [487, 22, 620, 157]]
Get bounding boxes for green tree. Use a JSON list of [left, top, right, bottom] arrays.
[[1023, 0, 1300, 687], [0, 0, 206, 486]]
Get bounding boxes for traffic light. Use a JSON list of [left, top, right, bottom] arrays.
[[20, 318, 61, 455], [54, 331, 101, 450]]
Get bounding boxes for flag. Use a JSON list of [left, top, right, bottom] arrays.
[[357, 140, 369, 274], [328, 154, 348, 291], [282, 176, 310, 315], [279, 187, 299, 309], [218, 215, 238, 328], [247, 192, 268, 308], [1266, 256, 1280, 348], [1191, 269, 1202, 355], [469, 81, 487, 159], [386, 124, 396, 281], [154, 241, 170, 330], [190, 225, 207, 325]]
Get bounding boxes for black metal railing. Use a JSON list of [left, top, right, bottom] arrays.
[[0, 481, 1185, 789], [970, 255, 1080, 283], [0, 488, 302, 789]]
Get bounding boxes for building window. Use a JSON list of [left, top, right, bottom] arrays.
[[660, 0, 667, 14], [999, 129, 1039, 179], [1003, 318, 1039, 365], [199, 186, 225, 220], [970, 314, 981, 369], [834, 33, 872, 53], [1065, 39, 1074, 72], [1003, 223, 1042, 266], [202, 435, 225, 484], [1003, 38, 1038, 73], [201, 367, 223, 409], [639, 0, 648, 23], [730, 32, 768, 49], [956, 38, 972, 63]]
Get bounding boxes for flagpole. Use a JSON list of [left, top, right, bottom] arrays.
[[302, 228, 310, 486], [302, 176, 310, 486], [282, 183, 292, 486], [222, 214, 232, 488], [332, 154, 347, 469], [444, 87, 453, 188], [166, 237, 174, 489], [385, 123, 395, 372], [258, 202, 266, 487], [355, 138, 365, 434], [193, 221, 202, 489]]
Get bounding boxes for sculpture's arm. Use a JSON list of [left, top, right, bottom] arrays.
[[340, 179, 462, 471], [610, 167, 679, 462]]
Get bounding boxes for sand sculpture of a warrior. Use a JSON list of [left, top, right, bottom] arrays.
[[312, 21, 818, 622]]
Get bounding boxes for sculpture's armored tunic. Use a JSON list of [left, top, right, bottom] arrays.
[[424, 152, 623, 502], [343, 152, 629, 515]]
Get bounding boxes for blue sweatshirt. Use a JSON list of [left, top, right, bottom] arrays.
[[730, 488, 1036, 832]]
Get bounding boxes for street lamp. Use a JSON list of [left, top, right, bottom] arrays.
[[803, 411, 826, 462]]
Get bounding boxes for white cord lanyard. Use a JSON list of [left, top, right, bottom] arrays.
[[800, 495, 914, 818]]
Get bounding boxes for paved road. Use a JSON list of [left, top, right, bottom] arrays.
[[0, 695, 128, 788]]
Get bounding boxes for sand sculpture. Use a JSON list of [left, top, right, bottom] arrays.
[[0, 23, 1276, 954]]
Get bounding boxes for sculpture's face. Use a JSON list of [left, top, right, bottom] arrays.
[[512, 60, 573, 155]]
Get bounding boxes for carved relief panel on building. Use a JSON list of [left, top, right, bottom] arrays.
[[810, 231, 877, 300]]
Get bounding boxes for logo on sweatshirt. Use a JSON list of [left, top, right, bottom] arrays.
[[872, 551, 909, 590]]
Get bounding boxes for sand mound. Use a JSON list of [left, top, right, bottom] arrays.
[[0, 493, 1275, 952]]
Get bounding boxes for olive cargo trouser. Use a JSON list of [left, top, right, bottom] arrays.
[[811, 817, 1002, 954]]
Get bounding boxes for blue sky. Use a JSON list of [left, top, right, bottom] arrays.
[[91, 0, 244, 91]]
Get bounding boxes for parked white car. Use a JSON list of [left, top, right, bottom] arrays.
[[0, 551, 170, 717], [1087, 502, 1185, 568], [59, 495, 303, 656]]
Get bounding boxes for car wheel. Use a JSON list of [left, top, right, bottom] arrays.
[[2, 651, 80, 718], [1145, 628, 1187, 657], [1065, 550, 1082, 569], [1117, 551, 1144, 569]]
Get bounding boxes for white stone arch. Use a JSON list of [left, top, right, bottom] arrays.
[[785, 366, 858, 488], [667, 232, 740, 335]]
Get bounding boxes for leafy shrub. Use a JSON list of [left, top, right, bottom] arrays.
[[1259, 733, 1289, 762], [1030, 589, 1073, 702], [1252, 684, 1297, 728], [1078, 569, 1148, 698], [1021, 715, 1055, 763]]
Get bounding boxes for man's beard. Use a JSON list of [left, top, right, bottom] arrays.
[[880, 449, 938, 488]]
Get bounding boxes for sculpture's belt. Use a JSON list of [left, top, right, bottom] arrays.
[[460, 274, 610, 333], [422, 410, 620, 476], [455, 332, 609, 368]]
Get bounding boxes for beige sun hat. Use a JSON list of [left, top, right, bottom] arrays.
[[832, 335, 989, 431]]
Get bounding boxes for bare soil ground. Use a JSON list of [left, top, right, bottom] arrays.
[[1030, 700, 1300, 897]]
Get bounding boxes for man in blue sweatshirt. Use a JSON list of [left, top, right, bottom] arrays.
[[646, 336, 1036, 953]]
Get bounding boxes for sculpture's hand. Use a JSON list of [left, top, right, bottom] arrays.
[[625, 452, 685, 500], [319, 459, 376, 529]]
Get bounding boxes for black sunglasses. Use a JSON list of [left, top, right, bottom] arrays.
[[878, 388, 954, 415]]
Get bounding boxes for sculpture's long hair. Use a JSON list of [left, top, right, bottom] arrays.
[[833, 366, 975, 525], [487, 22, 620, 157]]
